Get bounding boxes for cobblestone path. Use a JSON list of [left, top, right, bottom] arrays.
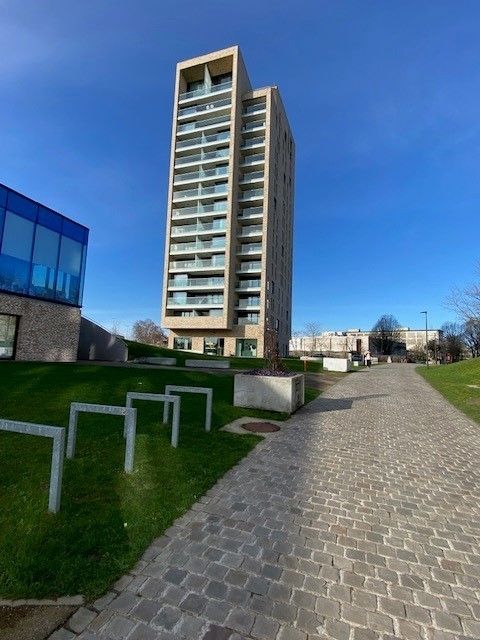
[[51, 365, 480, 640]]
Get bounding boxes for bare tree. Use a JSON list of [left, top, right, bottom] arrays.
[[304, 322, 322, 354], [447, 262, 480, 322], [132, 319, 167, 346], [440, 322, 465, 362], [371, 314, 404, 356], [463, 318, 480, 358]]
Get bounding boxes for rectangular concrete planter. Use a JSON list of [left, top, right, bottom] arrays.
[[185, 359, 230, 369], [323, 357, 352, 372], [234, 373, 305, 414]]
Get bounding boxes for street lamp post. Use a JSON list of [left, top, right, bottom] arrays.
[[421, 311, 428, 367]]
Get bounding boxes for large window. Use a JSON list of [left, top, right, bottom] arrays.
[[204, 337, 224, 356], [236, 339, 257, 358], [173, 337, 192, 350], [0, 184, 89, 306], [0, 314, 19, 359]]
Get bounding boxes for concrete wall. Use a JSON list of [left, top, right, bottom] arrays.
[[0, 291, 81, 362], [77, 317, 128, 362]]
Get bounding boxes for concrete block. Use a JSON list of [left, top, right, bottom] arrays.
[[323, 357, 352, 372], [233, 373, 305, 413], [185, 359, 230, 369], [136, 357, 176, 366], [0, 419, 65, 513]]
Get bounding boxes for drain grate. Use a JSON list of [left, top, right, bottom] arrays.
[[242, 422, 280, 433]]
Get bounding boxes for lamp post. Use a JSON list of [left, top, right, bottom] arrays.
[[421, 311, 428, 367]]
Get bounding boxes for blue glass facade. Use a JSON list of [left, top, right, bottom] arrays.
[[0, 183, 88, 307]]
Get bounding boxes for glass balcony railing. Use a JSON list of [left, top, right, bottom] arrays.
[[168, 295, 224, 306], [239, 225, 262, 237], [242, 120, 265, 132], [243, 102, 266, 115], [168, 277, 224, 288], [171, 239, 226, 253], [173, 183, 228, 200], [240, 171, 264, 182], [239, 189, 264, 201], [170, 257, 226, 270], [177, 115, 231, 134], [177, 131, 230, 150], [171, 220, 227, 235], [178, 98, 231, 118], [174, 166, 228, 183], [179, 81, 232, 101], [237, 316, 260, 325], [240, 153, 265, 166], [237, 261, 262, 272], [175, 147, 229, 166], [238, 243, 262, 255], [172, 201, 228, 217], [238, 206, 263, 219], [237, 279, 261, 289], [241, 137, 265, 149], [237, 298, 261, 308]]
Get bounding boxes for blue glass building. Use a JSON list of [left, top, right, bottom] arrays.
[[0, 183, 89, 361]]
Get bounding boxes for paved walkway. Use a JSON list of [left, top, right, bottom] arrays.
[[51, 365, 480, 640]]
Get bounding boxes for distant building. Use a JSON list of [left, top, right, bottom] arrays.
[[0, 183, 88, 361], [290, 328, 443, 356]]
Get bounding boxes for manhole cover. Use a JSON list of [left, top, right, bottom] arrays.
[[242, 422, 280, 433]]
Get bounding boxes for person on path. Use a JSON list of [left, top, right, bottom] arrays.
[[365, 350, 372, 368]]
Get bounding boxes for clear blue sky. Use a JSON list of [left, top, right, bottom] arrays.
[[1, 0, 479, 335]]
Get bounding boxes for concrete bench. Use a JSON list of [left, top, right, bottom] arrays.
[[185, 359, 230, 369]]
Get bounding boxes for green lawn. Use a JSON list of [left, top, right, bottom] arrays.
[[0, 362, 319, 600], [126, 340, 324, 373], [418, 359, 480, 424]]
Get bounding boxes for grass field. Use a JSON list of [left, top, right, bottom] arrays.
[[0, 362, 319, 600], [126, 340, 324, 373], [418, 358, 480, 424]]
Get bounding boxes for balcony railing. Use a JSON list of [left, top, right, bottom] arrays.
[[174, 166, 228, 184], [243, 102, 266, 115], [237, 298, 261, 308], [179, 81, 232, 101], [240, 171, 264, 183], [177, 114, 231, 134], [175, 148, 229, 166], [173, 183, 228, 201], [177, 131, 230, 150], [236, 316, 260, 325], [240, 153, 265, 165], [172, 201, 228, 217], [178, 98, 231, 118], [241, 137, 264, 149], [237, 279, 261, 289], [171, 220, 227, 236], [168, 295, 224, 306], [237, 261, 262, 272], [171, 239, 226, 253], [168, 277, 224, 288], [239, 189, 264, 201], [238, 206, 263, 219], [239, 225, 262, 237], [170, 257, 225, 270], [238, 243, 262, 255], [242, 120, 265, 132]]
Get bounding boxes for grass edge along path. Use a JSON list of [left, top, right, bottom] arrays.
[[0, 362, 320, 600], [417, 358, 480, 425]]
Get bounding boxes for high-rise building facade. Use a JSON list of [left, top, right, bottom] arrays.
[[161, 46, 294, 358]]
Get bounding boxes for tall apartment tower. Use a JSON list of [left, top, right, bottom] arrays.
[[161, 46, 294, 358]]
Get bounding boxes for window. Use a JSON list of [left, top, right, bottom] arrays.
[[173, 337, 192, 350], [29, 225, 60, 300], [236, 338, 257, 357], [0, 211, 35, 294], [204, 337, 224, 356], [55, 236, 83, 305], [0, 313, 19, 359]]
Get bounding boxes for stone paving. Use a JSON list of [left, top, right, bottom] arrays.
[[50, 365, 480, 640]]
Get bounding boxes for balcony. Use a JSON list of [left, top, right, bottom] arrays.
[[176, 131, 230, 150], [243, 103, 266, 116], [239, 189, 264, 202], [177, 114, 231, 134], [172, 183, 228, 203], [172, 202, 228, 219], [236, 315, 260, 326], [167, 295, 224, 307], [178, 97, 231, 119], [175, 147, 229, 167], [239, 225, 262, 238], [178, 81, 232, 102], [240, 153, 265, 166], [171, 220, 227, 236], [170, 257, 225, 271], [237, 261, 262, 273], [238, 243, 262, 256], [238, 206, 263, 220], [236, 298, 261, 309], [168, 277, 224, 289], [236, 279, 261, 291], [174, 166, 228, 185], [239, 171, 264, 185], [241, 120, 265, 133], [170, 239, 226, 254], [241, 137, 265, 150]]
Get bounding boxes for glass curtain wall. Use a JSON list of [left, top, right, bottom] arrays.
[[0, 185, 88, 306]]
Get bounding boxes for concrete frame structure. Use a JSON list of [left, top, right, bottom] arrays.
[[161, 46, 295, 358]]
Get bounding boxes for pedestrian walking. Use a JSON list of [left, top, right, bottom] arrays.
[[365, 351, 372, 368]]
